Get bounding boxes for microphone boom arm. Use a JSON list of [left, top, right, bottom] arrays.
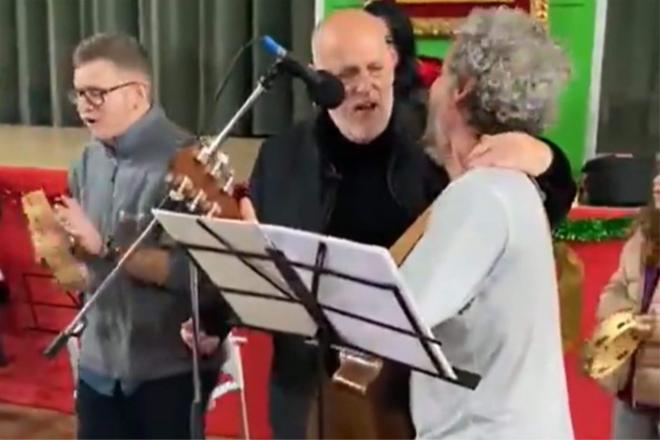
[[43, 216, 160, 358], [198, 60, 284, 162]]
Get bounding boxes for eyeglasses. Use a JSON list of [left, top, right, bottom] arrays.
[[67, 81, 140, 107]]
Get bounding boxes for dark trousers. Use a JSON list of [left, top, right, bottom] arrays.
[[269, 379, 316, 439], [76, 371, 218, 439]]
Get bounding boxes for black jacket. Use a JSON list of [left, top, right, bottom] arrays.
[[252, 111, 575, 239], [249, 107, 577, 386]]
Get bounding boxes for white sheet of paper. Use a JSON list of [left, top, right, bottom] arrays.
[[154, 210, 317, 337], [154, 209, 455, 379], [260, 223, 455, 378]]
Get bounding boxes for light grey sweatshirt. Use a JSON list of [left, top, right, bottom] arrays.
[[401, 168, 574, 439], [69, 106, 221, 394]]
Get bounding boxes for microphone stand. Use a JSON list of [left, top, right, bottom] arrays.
[[188, 263, 205, 440], [186, 60, 285, 440], [43, 215, 160, 358], [198, 60, 284, 161]]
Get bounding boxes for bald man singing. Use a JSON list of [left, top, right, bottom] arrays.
[[231, 9, 576, 438]]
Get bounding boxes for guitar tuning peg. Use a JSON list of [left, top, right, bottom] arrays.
[[209, 152, 230, 179], [206, 202, 222, 218], [195, 140, 212, 165], [187, 190, 207, 213], [169, 176, 191, 202], [215, 151, 229, 165], [222, 173, 235, 194]]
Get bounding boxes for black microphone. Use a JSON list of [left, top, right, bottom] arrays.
[[261, 35, 345, 109]]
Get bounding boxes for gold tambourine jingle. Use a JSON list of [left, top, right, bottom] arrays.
[[582, 311, 642, 379], [21, 190, 87, 289]]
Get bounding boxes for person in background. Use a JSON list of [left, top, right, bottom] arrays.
[[594, 173, 660, 439], [364, 0, 427, 139]]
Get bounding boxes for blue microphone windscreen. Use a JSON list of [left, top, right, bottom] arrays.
[[261, 36, 286, 57]]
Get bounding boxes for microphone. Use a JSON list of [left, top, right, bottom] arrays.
[[260, 35, 345, 109]]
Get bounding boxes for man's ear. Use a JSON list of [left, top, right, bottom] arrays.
[[137, 82, 150, 103], [453, 76, 475, 105]]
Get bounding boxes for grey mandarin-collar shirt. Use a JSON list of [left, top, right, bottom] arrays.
[[69, 106, 221, 395], [401, 168, 574, 439]]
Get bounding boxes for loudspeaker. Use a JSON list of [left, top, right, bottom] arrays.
[[580, 154, 656, 207]]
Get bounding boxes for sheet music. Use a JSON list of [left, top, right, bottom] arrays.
[[154, 209, 455, 379], [260, 223, 455, 379], [154, 210, 317, 337]]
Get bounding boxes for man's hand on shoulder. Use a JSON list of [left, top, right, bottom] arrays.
[[466, 132, 553, 177]]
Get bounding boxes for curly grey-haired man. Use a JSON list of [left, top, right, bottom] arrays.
[[400, 7, 574, 439]]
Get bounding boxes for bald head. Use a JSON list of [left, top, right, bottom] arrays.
[[312, 9, 390, 67], [311, 9, 398, 144]]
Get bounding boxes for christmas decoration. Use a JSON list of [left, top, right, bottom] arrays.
[[552, 216, 636, 242]]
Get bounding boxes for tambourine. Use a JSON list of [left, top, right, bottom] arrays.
[[582, 310, 643, 379], [21, 190, 86, 288]]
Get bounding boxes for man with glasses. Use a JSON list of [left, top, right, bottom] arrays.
[[237, 8, 577, 439], [55, 33, 228, 439]]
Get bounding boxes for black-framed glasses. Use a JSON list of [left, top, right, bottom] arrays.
[[67, 81, 140, 107]]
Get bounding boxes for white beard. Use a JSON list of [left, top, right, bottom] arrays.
[[422, 118, 449, 165]]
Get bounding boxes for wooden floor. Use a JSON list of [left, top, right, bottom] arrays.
[[0, 403, 75, 439], [0, 124, 261, 180]]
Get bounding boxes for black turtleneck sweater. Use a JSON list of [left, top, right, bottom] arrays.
[[314, 114, 418, 403], [318, 115, 415, 249]]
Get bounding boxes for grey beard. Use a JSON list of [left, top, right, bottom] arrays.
[[424, 145, 444, 166], [423, 120, 449, 166]]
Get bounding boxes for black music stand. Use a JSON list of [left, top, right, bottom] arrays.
[[152, 209, 481, 438]]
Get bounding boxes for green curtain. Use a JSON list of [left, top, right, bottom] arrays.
[[596, 0, 659, 156], [0, 0, 315, 136]]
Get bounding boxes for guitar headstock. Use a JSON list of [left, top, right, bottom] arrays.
[[166, 137, 241, 219]]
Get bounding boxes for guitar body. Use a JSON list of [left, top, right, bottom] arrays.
[[306, 359, 415, 439], [305, 208, 432, 438]]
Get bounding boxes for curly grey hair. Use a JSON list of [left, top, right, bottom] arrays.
[[446, 7, 571, 135]]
